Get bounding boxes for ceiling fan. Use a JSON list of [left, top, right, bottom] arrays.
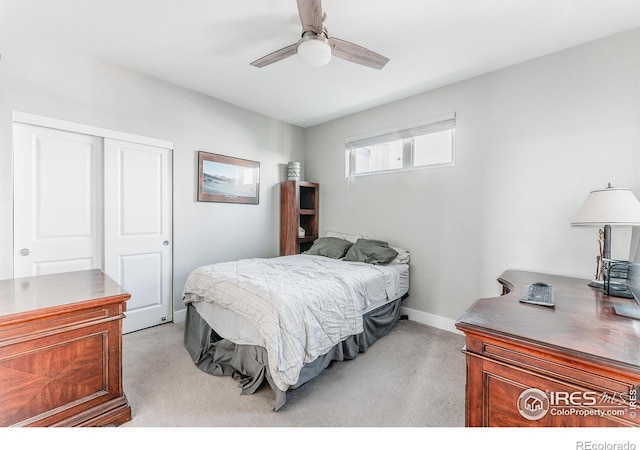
[[250, 0, 389, 70]]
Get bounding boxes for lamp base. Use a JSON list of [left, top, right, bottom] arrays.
[[588, 279, 634, 298], [588, 279, 604, 289]]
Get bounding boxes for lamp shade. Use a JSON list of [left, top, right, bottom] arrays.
[[571, 186, 640, 226], [297, 38, 331, 67]]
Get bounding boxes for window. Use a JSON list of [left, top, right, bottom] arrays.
[[345, 113, 455, 177]]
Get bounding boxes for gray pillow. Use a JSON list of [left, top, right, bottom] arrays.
[[343, 239, 399, 265], [304, 237, 353, 259]]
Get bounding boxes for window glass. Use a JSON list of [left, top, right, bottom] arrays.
[[413, 129, 454, 167], [353, 140, 403, 174], [346, 114, 455, 177]]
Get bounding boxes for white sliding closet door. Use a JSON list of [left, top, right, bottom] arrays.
[[13, 124, 103, 277], [103, 139, 173, 334], [13, 114, 173, 334]]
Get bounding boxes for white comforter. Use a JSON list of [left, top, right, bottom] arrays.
[[182, 254, 406, 391]]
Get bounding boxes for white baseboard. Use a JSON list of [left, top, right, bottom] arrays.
[[401, 306, 463, 335], [172, 306, 462, 336], [173, 308, 186, 324]]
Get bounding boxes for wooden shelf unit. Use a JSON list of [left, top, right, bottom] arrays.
[[280, 180, 319, 256]]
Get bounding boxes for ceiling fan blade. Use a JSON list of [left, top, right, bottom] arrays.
[[329, 37, 389, 70], [297, 0, 324, 35], [250, 43, 298, 68]]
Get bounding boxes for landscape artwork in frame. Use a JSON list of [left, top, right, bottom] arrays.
[[197, 152, 260, 204]]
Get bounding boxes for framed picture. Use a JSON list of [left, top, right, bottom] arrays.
[[197, 152, 260, 204]]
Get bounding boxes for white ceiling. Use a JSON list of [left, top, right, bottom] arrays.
[[2, 0, 640, 128]]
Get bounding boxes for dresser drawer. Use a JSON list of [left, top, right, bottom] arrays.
[[480, 357, 635, 427], [464, 334, 640, 427], [0, 304, 122, 343], [0, 270, 131, 427]]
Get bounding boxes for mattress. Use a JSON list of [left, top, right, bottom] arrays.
[[191, 254, 409, 348]]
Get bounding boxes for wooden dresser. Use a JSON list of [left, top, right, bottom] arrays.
[[455, 270, 640, 427], [0, 269, 132, 427]]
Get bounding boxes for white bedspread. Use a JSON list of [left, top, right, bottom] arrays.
[[182, 254, 407, 391]]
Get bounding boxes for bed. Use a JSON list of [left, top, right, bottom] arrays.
[[182, 232, 410, 411]]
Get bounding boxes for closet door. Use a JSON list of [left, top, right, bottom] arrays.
[[13, 123, 103, 277], [103, 139, 173, 334]]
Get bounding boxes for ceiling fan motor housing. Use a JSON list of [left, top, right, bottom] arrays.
[[297, 33, 332, 66]]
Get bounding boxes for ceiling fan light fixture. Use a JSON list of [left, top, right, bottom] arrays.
[[297, 37, 332, 67], [250, 1, 388, 70]]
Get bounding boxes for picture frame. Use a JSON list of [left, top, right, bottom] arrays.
[[197, 151, 260, 204]]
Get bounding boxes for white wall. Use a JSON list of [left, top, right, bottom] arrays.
[[0, 30, 305, 314], [304, 29, 640, 331], [2, 23, 639, 332]]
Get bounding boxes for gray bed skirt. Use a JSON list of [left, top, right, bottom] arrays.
[[183, 295, 406, 411]]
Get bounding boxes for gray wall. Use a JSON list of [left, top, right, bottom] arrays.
[[304, 28, 640, 328], [0, 29, 305, 314]]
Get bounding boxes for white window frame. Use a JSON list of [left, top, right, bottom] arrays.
[[345, 113, 455, 177]]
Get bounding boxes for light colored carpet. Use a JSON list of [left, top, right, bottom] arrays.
[[121, 319, 466, 427]]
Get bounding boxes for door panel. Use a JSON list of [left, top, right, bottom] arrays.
[[119, 253, 163, 310], [34, 258, 96, 276], [13, 124, 102, 278], [104, 139, 172, 334]]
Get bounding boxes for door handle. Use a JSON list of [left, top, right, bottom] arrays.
[[163, 241, 170, 246], [19, 248, 30, 256]]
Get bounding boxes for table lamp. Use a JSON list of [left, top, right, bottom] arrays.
[[571, 183, 640, 288]]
